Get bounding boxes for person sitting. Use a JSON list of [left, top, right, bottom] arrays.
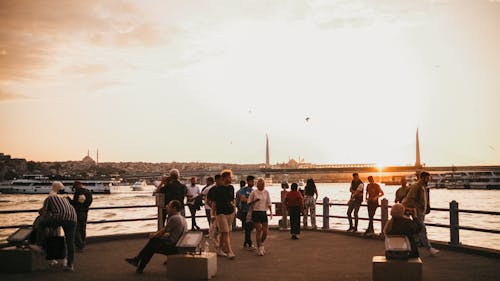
[[125, 200, 187, 273], [383, 203, 422, 258]]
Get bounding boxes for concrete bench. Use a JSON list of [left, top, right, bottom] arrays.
[[0, 246, 45, 273], [166, 252, 217, 280], [372, 256, 422, 281]]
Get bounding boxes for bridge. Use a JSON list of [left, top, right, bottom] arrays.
[[120, 164, 500, 183]]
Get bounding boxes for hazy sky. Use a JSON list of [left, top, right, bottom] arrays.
[[1, 0, 499, 166]]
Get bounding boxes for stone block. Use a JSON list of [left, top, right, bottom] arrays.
[[372, 255, 422, 281], [0, 246, 45, 273], [166, 252, 217, 280]]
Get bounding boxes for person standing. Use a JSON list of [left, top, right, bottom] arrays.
[[248, 177, 272, 256], [71, 181, 93, 251], [402, 171, 440, 256], [236, 175, 255, 249], [201, 177, 215, 226], [285, 183, 304, 240], [160, 169, 187, 222], [125, 200, 187, 273], [303, 178, 318, 229], [36, 181, 77, 271], [365, 176, 384, 236], [395, 177, 409, 203], [212, 170, 236, 259], [347, 173, 364, 232], [186, 177, 201, 230]]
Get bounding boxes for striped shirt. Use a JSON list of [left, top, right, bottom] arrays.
[[43, 194, 77, 222]]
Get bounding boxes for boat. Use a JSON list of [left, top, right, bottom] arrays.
[[0, 175, 115, 194], [428, 171, 500, 190], [131, 180, 147, 191]]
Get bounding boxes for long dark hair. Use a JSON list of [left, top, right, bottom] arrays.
[[306, 178, 316, 189]]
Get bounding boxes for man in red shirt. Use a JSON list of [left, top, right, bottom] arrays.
[[285, 183, 304, 240], [365, 176, 384, 236]]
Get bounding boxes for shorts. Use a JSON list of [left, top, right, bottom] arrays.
[[216, 213, 235, 233], [252, 211, 268, 224]]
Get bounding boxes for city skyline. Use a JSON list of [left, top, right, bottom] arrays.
[[1, 1, 500, 166]]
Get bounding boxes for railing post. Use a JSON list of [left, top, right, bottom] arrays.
[[322, 197, 329, 230], [380, 198, 388, 236], [450, 200, 460, 247]]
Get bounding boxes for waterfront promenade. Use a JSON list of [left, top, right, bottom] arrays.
[[1, 229, 498, 281]]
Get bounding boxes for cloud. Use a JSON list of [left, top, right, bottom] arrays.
[[0, 0, 165, 83], [62, 64, 109, 76], [0, 89, 31, 101]]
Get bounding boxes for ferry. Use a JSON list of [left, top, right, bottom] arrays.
[[131, 180, 147, 191], [429, 171, 500, 190], [0, 175, 115, 194]]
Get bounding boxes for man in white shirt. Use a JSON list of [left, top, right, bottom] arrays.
[[201, 177, 215, 226], [186, 177, 201, 231]]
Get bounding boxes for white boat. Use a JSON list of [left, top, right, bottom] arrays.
[[131, 180, 147, 191], [0, 175, 114, 194], [429, 171, 500, 190]]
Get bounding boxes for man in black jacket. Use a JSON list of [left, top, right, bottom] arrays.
[[159, 169, 187, 223], [71, 181, 93, 251]]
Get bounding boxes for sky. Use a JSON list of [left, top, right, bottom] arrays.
[[1, 0, 500, 166]]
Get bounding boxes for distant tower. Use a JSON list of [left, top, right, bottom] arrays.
[[415, 129, 421, 167], [266, 134, 270, 168], [96, 148, 99, 165], [87, 149, 90, 157]]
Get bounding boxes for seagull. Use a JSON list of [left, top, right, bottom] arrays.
[[305, 117, 310, 123]]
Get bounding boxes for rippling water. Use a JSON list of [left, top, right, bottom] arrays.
[[1, 183, 499, 250]]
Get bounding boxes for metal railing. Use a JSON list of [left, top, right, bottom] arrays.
[[1, 199, 499, 248]]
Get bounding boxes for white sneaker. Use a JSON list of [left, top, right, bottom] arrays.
[[429, 247, 440, 256], [216, 249, 227, 257], [257, 246, 264, 256]]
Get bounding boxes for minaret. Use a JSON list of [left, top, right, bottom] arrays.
[[266, 134, 270, 168], [87, 149, 90, 157], [415, 128, 421, 167], [96, 148, 99, 165]]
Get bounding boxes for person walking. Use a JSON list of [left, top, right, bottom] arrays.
[[402, 171, 440, 256], [125, 200, 187, 273], [248, 177, 272, 256], [303, 178, 318, 229], [212, 170, 236, 259], [365, 176, 384, 236], [236, 175, 255, 249], [285, 182, 304, 240], [186, 177, 201, 230], [347, 173, 364, 232], [71, 181, 93, 251]]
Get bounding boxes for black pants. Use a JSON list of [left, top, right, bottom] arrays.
[[289, 207, 301, 235], [75, 212, 88, 249], [205, 209, 211, 226], [240, 212, 253, 246], [347, 199, 362, 230], [136, 238, 178, 271], [188, 204, 198, 228], [367, 201, 378, 231], [36, 216, 76, 266]]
